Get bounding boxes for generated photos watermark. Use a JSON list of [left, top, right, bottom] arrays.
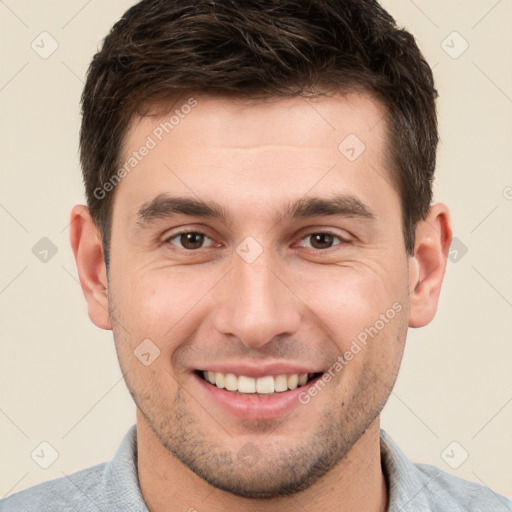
[[298, 302, 403, 405], [93, 97, 198, 200]]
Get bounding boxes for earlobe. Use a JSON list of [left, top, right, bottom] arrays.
[[69, 205, 112, 330], [408, 203, 452, 328]]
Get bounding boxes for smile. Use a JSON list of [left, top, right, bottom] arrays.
[[198, 370, 323, 395]]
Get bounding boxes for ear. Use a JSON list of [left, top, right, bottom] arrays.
[[408, 203, 452, 328], [69, 205, 112, 330]]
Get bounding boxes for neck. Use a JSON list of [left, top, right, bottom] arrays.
[[137, 413, 388, 512]]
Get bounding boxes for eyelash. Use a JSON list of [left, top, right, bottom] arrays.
[[163, 230, 349, 252]]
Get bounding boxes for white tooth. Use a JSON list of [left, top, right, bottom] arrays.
[[274, 374, 288, 392], [238, 375, 256, 393], [205, 371, 215, 384], [215, 372, 225, 389], [287, 374, 299, 390], [298, 373, 308, 386], [256, 376, 275, 394], [225, 373, 238, 391]]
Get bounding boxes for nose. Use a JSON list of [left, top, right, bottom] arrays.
[[212, 250, 302, 349]]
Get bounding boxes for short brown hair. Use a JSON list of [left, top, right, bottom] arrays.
[[80, 0, 438, 265]]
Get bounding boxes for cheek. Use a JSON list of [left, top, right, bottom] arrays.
[[298, 262, 404, 349], [110, 266, 221, 352]]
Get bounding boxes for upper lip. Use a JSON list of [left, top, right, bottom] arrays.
[[195, 362, 324, 379]]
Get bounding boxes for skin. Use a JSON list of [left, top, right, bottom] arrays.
[[70, 92, 452, 512]]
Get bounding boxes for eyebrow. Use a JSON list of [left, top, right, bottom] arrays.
[[135, 193, 376, 228]]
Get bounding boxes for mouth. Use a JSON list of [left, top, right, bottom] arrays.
[[195, 370, 323, 396]]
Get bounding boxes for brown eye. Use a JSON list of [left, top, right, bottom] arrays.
[[166, 232, 211, 250], [310, 233, 334, 249], [299, 232, 344, 250], [180, 232, 205, 249]]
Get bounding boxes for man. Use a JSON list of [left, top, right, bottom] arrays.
[[1, 0, 510, 510]]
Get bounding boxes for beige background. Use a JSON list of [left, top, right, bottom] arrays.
[[1, 0, 511, 500]]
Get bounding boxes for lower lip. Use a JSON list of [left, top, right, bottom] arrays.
[[193, 373, 321, 420]]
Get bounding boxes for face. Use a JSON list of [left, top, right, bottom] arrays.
[[106, 93, 414, 498]]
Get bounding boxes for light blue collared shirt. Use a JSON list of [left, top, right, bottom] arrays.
[[1, 426, 510, 511]]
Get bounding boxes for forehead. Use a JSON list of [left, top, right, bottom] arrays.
[[113, 92, 396, 225], [129, 92, 387, 152]]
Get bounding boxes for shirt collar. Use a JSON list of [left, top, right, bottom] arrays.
[[380, 429, 433, 511], [103, 425, 148, 511]]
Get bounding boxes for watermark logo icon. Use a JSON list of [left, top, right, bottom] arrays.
[[134, 338, 161, 366], [237, 442, 262, 468], [236, 236, 263, 264], [31, 441, 59, 469], [32, 237, 58, 263], [31, 32, 59, 59], [448, 237, 468, 263], [441, 31, 469, 59], [338, 134, 366, 162], [441, 441, 469, 469]]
